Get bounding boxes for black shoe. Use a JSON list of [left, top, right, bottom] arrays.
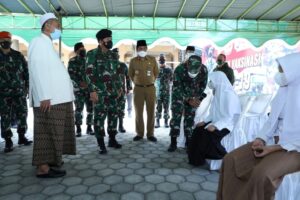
[[86, 125, 94, 135], [164, 119, 169, 128], [49, 161, 64, 168], [36, 168, 66, 178], [4, 138, 13, 153], [147, 136, 157, 142], [76, 125, 82, 137], [155, 119, 160, 128], [133, 136, 143, 141], [18, 136, 33, 146], [168, 137, 177, 152], [118, 118, 126, 133], [108, 138, 122, 149], [97, 138, 107, 154]]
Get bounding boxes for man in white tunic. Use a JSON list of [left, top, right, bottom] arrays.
[[29, 13, 97, 178]]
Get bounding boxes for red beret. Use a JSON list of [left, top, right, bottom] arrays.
[[0, 31, 12, 39]]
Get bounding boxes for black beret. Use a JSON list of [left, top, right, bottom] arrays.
[[74, 42, 84, 52], [186, 46, 195, 51], [96, 29, 112, 41], [137, 40, 147, 47]]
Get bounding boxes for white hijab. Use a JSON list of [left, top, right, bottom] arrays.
[[259, 52, 300, 147], [207, 71, 241, 130], [277, 53, 300, 145]]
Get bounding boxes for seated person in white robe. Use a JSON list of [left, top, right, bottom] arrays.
[[217, 52, 300, 200], [188, 71, 241, 166]]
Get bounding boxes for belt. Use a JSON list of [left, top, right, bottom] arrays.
[[135, 84, 154, 88]]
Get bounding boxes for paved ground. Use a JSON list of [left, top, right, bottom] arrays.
[[0, 110, 219, 200]]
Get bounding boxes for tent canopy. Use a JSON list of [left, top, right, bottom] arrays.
[[0, 0, 300, 47]]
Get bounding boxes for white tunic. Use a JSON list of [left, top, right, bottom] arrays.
[[28, 33, 74, 107]]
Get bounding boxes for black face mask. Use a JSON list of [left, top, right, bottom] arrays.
[[79, 49, 86, 57], [217, 59, 224, 65], [103, 41, 113, 49], [159, 60, 165, 65], [0, 41, 11, 49]]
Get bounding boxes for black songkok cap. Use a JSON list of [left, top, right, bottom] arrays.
[[137, 40, 147, 48], [96, 29, 112, 41], [186, 46, 195, 51]]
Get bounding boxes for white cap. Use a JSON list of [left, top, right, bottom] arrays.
[[40, 13, 57, 27]]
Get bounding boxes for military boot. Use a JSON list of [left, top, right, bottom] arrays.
[[108, 131, 122, 149], [167, 137, 177, 152], [86, 125, 94, 135], [76, 125, 82, 137], [17, 128, 32, 146], [97, 137, 107, 154], [118, 117, 126, 133], [164, 119, 169, 128], [154, 118, 160, 128], [4, 137, 13, 153]]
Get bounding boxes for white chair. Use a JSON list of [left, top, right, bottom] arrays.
[[242, 94, 273, 141], [275, 171, 300, 200]]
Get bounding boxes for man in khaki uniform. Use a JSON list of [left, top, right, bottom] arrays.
[[129, 40, 159, 142]]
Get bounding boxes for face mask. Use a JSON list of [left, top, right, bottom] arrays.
[[103, 40, 113, 49], [217, 59, 224, 65], [207, 81, 214, 90], [79, 49, 86, 57], [274, 72, 288, 87], [50, 28, 61, 40], [188, 72, 199, 79], [159, 60, 165, 65], [137, 51, 147, 57], [0, 41, 11, 49]]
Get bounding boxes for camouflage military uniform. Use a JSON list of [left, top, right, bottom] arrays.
[[68, 56, 93, 126], [155, 66, 173, 120], [0, 48, 28, 139], [116, 62, 132, 118], [86, 47, 122, 138], [170, 63, 208, 139]]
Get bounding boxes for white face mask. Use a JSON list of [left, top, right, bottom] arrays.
[[207, 81, 214, 90], [185, 53, 195, 61], [188, 71, 199, 79], [137, 51, 147, 57], [274, 72, 288, 87]]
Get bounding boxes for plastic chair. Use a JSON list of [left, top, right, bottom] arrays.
[[275, 171, 300, 200], [242, 94, 273, 141]]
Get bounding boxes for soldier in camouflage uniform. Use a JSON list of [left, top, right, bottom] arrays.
[[168, 55, 208, 152], [155, 54, 173, 128], [112, 48, 132, 133], [0, 31, 32, 153], [68, 42, 94, 137], [86, 29, 123, 154]]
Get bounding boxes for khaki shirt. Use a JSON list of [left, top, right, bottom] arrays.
[[129, 55, 159, 86]]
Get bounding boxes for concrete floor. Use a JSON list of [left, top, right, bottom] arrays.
[[0, 110, 219, 200]]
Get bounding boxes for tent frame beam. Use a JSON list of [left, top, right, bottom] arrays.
[[17, 0, 34, 15], [74, 0, 84, 16], [218, 0, 236, 19], [177, 0, 187, 18], [257, 0, 286, 20], [238, 0, 262, 20], [279, 5, 300, 21], [196, 0, 210, 19]]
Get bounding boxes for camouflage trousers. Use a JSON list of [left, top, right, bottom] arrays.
[[74, 91, 93, 126], [155, 92, 170, 120], [117, 95, 126, 119], [94, 96, 118, 139], [0, 95, 28, 139], [169, 102, 195, 139]]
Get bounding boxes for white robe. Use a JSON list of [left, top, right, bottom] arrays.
[[204, 71, 241, 132], [257, 52, 300, 152], [28, 33, 74, 107]]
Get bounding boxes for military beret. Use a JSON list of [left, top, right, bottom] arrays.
[[74, 42, 84, 52], [0, 31, 12, 39], [186, 46, 195, 51], [96, 29, 112, 41]]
